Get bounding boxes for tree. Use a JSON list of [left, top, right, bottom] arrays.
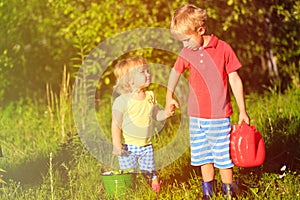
[[1, 0, 299, 104], [0, 0, 73, 104], [214, 0, 300, 91]]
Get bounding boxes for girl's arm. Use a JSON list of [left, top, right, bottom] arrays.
[[155, 99, 179, 121], [228, 71, 250, 124], [111, 110, 123, 155]]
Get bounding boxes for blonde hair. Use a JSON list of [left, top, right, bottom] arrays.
[[170, 4, 207, 40], [113, 57, 148, 94]]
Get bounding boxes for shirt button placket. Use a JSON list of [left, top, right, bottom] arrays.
[[200, 52, 204, 64]]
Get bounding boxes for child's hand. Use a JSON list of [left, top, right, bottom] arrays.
[[112, 145, 123, 156], [238, 112, 250, 125], [167, 99, 180, 116]]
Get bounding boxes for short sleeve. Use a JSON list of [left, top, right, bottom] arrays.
[[225, 44, 242, 74], [174, 56, 189, 74], [112, 95, 126, 113]]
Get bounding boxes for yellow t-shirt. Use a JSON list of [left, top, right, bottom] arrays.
[[112, 91, 156, 146]]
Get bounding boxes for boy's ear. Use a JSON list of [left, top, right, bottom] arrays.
[[197, 27, 206, 35]]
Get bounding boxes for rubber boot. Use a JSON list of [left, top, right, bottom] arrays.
[[202, 180, 216, 200], [152, 180, 162, 194], [222, 183, 237, 199]]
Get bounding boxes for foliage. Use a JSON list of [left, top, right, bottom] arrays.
[[0, 100, 61, 168], [0, 0, 300, 199], [0, 0, 299, 103], [0, 0, 73, 104]]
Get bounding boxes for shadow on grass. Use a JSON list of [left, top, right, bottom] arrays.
[[236, 116, 300, 196], [4, 139, 75, 187], [4, 116, 299, 196], [263, 116, 300, 173], [161, 116, 300, 197]]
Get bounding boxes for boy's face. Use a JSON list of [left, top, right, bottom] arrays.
[[176, 27, 206, 50], [180, 32, 203, 50]]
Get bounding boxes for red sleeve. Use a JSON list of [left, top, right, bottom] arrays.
[[174, 56, 189, 74], [225, 44, 242, 74]]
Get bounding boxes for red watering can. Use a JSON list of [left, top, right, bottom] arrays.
[[230, 123, 266, 167]]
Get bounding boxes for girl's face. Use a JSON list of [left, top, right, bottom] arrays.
[[131, 65, 151, 90]]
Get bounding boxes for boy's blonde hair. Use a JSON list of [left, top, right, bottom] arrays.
[[170, 4, 207, 40], [114, 57, 147, 94]]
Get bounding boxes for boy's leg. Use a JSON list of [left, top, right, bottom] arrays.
[[220, 168, 238, 198], [202, 179, 216, 200], [201, 163, 215, 182], [201, 164, 215, 200], [219, 168, 233, 184]]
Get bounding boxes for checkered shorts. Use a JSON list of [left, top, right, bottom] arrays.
[[189, 117, 234, 168], [118, 144, 156, 174]]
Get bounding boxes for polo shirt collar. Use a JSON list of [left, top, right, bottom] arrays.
[[204, 34, 218, 49]]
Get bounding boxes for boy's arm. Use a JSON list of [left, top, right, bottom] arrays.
[[165, 68, 181, 115], [228, 71, 250, 125], [111, 110, 123, 155]]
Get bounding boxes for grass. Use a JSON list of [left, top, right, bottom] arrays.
[[0, 82, 299, 199]]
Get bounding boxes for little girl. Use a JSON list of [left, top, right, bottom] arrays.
[[111, 57, 178, 193]]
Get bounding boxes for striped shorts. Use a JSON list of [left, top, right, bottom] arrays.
[[189, 117, 234, 169], [118, 144, 155, 174]]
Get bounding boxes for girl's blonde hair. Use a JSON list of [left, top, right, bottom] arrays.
[[170, 4, 207, 40], [113, 57, 147, 94]]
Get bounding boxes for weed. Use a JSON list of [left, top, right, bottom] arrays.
[[0, 82, 299, 199]]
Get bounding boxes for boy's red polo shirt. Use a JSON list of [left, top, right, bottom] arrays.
[[174, 35, 242, 118]]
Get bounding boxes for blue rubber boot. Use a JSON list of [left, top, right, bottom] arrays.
[[202, 180, 216, 200], [222, 183, 238, 199]]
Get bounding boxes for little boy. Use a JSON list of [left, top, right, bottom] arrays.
[[166, 4, 250, 199]]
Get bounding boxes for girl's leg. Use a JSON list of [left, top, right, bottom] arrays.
[[139, 170, 161, 193], [118, 144, 137, 171], [151, 173, 162, 193], [139, 145, 162, 193]]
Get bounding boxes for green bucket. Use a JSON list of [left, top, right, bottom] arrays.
[[101, 171, 135, 198]]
